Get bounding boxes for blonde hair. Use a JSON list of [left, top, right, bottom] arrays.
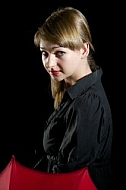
[[34, 7, 97, 109]]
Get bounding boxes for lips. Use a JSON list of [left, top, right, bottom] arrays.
[[51, 71, 60, 76]]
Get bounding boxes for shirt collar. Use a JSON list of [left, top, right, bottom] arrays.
[[66, 67, 103, 99]]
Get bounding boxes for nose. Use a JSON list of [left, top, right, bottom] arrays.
[[46, 53, 57, 68]]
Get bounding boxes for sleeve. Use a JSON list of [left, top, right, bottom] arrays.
[[58, 92, 106, 170]]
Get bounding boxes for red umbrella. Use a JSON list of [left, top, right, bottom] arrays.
[[0, 155, 97, 190]]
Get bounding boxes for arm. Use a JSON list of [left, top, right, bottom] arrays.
[[57, 92, 108, 171]]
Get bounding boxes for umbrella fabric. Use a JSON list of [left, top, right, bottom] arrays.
[[0, 155, 97, 190]]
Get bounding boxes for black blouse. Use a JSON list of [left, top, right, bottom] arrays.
[[43, 67, 114, 189]]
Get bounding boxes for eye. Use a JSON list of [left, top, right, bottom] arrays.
[[41, 51, 48, 58], [56, 51, 65, 57]]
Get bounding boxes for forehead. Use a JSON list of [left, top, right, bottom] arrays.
[[40, 40, 60, 50]]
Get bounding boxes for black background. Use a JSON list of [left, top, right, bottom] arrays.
[[0, 0, 124, 187]]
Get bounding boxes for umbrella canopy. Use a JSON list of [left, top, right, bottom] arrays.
[[0, 155, 97, 190]]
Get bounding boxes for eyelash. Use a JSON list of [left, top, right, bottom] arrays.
[[41, 51, 65, 58]]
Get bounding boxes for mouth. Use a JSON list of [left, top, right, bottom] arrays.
[[50, 71, 60, 76]]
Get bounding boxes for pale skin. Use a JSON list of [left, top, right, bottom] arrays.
[[40, 40, 92, 87]]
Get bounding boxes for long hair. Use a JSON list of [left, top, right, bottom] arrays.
[[34, 7, 97, 109]]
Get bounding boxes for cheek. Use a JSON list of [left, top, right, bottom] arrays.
[[42, 58, 47, 68], [42, 61, 48, 72], [62, 62, 75, 73], [42, 61, 45, 67]]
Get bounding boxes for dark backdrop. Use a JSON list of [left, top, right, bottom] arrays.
[[1, 0, 124, 187]]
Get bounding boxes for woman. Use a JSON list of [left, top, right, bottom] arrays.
[[34, 7, 114, 190]]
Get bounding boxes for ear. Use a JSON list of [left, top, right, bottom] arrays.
[[81, 42, 89, 58]]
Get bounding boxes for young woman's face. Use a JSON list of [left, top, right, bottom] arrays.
[[40, 40, 88, 85]]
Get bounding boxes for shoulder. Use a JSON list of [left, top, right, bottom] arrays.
[[74, 91, 102, 109]]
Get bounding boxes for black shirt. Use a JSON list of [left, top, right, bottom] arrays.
[[43, 67, 114, 190]]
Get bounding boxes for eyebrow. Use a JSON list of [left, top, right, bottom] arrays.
[[40, 46, 61, 51]]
